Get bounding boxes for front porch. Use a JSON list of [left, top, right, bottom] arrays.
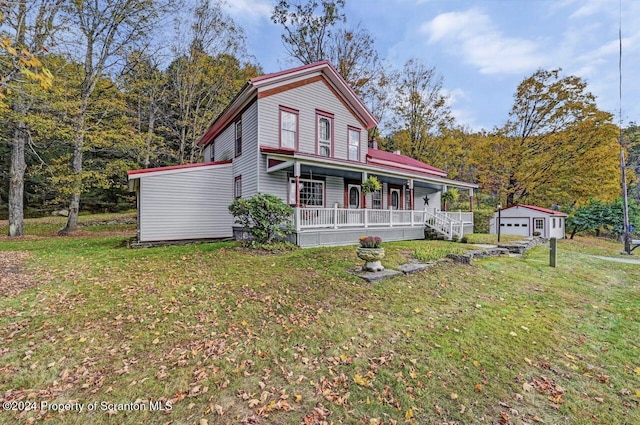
[[292, 207, 474, 248]]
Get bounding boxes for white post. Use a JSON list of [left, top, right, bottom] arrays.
[[295, 207, 301, 232], [364, 208, 368, 228], [459, 209, 462, 222], [333, 204, 338, 229], [449, 220, 453, 240]]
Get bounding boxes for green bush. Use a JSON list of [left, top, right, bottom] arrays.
[[228, 193, 293, 245], [473, 208, 494, 234]]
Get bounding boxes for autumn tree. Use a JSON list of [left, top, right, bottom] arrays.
[[0, 1, 57, 97], [162, 0, 259, 164], [2, 0, 63, 236], [388, 58, 453, 159], [59, 0, 177, 234], [623, 123, 640, 201], [488, 69, 621, 208], [122, 51, 168, 169], [271, 0, 389, 126]]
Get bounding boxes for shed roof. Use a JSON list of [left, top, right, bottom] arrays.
[[500, 204, 568, 217]]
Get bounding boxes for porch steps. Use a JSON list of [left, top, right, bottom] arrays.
[[424, 227, 446, 240]]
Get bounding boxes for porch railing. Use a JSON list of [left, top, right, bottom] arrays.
[[293, 206, 473, 235], [294, 207, 428, 230]]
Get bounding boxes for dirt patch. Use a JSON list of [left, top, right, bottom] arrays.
[[0, 251, 39, 297]]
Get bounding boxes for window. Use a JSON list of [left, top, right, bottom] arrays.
[[289, 178, 324, 207], [317, 113, 332, 157], [552, 218, 556, 228], [348, 127, 360, 161], [280, 107, 298, 149], [535, 218, 544, 230], [235, 121, 242, 157], [372, 189, 382, 209], [348, 186, 360, 208], [234, 176, 242, 199]]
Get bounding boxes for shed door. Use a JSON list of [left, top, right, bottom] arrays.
[[500, 218, 529, 236]]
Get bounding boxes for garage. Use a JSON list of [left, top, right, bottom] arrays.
[[498, 217, 529, 236], [489, 204, 567, 239]]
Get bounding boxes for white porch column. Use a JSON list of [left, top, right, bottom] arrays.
[[469, 188, 474, 212], [362, 171, 368, 228], [294, 162, 301, 207], [294, 162, 301, 232], [408, 179, 414, 226]]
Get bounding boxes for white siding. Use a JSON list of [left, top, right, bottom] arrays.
[[138, 164, 233, 242], [213, 125, 235, 161], [549, 217, 565, 239], [232, 101, 259, 198], [414, 189, 441, 211], [258, 79, 367, 162], [326, 176, 343, 206]]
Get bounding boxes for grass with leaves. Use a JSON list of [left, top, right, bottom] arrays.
[[0, 220, 638, 425]]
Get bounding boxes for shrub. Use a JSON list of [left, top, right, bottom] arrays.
[[359, 235, 382, 248], [228, 193, 293, 245]]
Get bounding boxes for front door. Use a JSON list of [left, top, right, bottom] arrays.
[[534, 218, 545, 237], [348, 185, 361, 209], [390, 188, 400, 210]]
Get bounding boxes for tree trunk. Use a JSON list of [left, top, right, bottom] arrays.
[[143, 106, 156, 168], [60, 112, 86, 235], [8, 118, 28, 237], [570, 226, 577, 239]]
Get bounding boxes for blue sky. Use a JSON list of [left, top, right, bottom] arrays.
[[222, 0, 640, 132]]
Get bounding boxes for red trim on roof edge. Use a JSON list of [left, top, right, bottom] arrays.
[[260, 145, 296, 155], [127, 160, 232, 176], [367, 149, 447, 175], [250, 60, 332, 83], [501, 204, 568, 216]]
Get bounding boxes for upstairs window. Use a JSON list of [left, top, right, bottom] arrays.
[[348, 127, 360, 161], [280, 107, 298, 149], [235, 121, 242, 157], [317, 112, 333, 157]]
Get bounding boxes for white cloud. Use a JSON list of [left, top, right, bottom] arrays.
[[223, 0, 272, 21], [420, 9, 548, 75]]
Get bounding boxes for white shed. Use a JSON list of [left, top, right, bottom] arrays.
[[128, 161, 234, 242], [489, 204, 567, 239]]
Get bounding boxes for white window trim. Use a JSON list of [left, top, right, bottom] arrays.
[[318, 115, 332, 157], [348, 127, 360, 161], [280, 109, 298, 149], [289, 178, 325, 207]]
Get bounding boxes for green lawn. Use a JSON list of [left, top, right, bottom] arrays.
[[0, 221, 638, 425]]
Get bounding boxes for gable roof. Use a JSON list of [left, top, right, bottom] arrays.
[[196, 60, 378, 147], [366, 149, 448, 177], [501, 204, 568, 216]]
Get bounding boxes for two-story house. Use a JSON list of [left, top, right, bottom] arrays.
[[128, 61, 478, 247]]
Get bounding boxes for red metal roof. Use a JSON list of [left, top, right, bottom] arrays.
[[127, 160, 232, 177], [502, 204, 568, 216], [366, 149, 447, 177]]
